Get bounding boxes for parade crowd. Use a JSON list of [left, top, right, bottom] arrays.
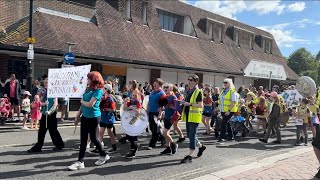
[[1, 71, 320, 178]]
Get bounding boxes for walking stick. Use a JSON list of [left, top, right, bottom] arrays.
[[45, 101, 48, 129]]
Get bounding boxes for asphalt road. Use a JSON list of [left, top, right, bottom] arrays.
[[0, 120, 311, 180]]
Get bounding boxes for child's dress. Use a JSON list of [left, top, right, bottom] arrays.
[[30, 101, 42, 120]]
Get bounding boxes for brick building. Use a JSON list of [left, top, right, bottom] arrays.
[[0, 0, 298, 91]]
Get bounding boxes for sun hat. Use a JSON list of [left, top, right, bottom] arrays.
[[23, 91, 32, 96], [104, 84, 113, 91]]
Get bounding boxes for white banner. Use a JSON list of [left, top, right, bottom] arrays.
[[244, 60, 287, 80], [280, 89, 303, 108], [47, 65, 91, 98]]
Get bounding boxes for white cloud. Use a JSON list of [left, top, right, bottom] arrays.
[[246, 1, 286, 15], [258, 23, 308, 48], [287, 2, 306, 12], [192, 1, 306, 20]]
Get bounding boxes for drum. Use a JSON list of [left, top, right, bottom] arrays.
[[121, 108, 149, 136], [120, 104, 125, 118], [296, 76, 316, 97]]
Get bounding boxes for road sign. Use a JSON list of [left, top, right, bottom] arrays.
[[27, 49, 34, 60], [63, 52, 75, 64]]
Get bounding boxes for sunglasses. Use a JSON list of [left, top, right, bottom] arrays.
[[163, 86, 169, 89], [188, 79, 194, 82], [223, 82, 228, 84]]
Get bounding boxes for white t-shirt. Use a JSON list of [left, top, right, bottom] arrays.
[[21, 99, 31, 112]]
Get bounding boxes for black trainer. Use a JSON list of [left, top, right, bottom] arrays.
[[197, 145, 206, 157], [91, 148, 100, 153], [27, 148, 42, 153], [171, 143, 178, 155], [180, 155, 192, 163], [53, 146, 64, 151], [125, 151, 136, 159], [272, 140, 281, 144], [177, 137, 185, 143], [160, 147, 172, 155], [259, 138, 268, 143]]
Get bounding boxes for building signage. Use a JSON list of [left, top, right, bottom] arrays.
[[244, 60, 287, 80], [47, 65, 91, 98]]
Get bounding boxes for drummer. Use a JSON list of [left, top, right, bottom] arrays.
[[160, 84, 179, 155], [172, 85, 185, 143], [124, 89, 143, 158]]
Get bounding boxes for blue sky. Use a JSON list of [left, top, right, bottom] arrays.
[[181, 0, 320, 57]]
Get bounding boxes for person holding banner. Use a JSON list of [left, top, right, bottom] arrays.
[[27, 78, 65, 153], [69, 71, 109, 171]]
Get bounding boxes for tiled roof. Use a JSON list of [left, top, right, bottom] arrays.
[[0, 0, 298, 80]]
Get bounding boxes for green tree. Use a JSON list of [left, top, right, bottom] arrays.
[[316, 51, 320, 61], [287, 48, 316, 76]]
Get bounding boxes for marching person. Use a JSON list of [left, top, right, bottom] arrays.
[[124, 89, 143, 158], [211, 87, 220, 137], [27, 78, 65, 153], [172, 85, 185, 143], [180, 75, 206, 163], [98, 83, 117, 153], [218, 78, 239, 143], [202, 87, 213, 135], [160, 84, 179, 155], [69, 71, 109, 171], [147, 78, 166, 150], [259, 92, 282, 144]]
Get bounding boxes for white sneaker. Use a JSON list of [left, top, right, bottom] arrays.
[[21, 126, 29, 130], [86, 143, 90, 149], [93, 142, 104, 148], [68, 161, 85, 171], [95, 155, 110, 166]]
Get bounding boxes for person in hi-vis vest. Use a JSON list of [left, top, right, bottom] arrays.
[[180, 74, 206, 163], [218, 78, 239, 143]]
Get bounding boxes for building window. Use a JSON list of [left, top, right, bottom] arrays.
[[125, 0, 131, 21], [142, 1, 147, 25], [234, 29, 239, 47], [157, 9, 184, 34], [218, 27, 223, 43], [268, 40, 272, 54], [208, 23, 213, 40], [250, 35, 254, 50]]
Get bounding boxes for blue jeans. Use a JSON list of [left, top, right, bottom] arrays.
[[186, 122, 199, 150]]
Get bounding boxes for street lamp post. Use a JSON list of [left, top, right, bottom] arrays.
[[27, 0, 34, 91]]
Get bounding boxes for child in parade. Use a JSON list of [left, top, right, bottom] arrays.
[[172, 85, 185, 143], [160, 84, 179, 155], [30, 95, 42, 129], [245, 92, 258, 130], [255, 96, 268, 134], [94, 84, 117, 153], [202, 87, 213, 135], [293, 98, 310, 146], [21, 91, 31, 130], [308, 97, 320, 140], [124, 89, 143, 158]]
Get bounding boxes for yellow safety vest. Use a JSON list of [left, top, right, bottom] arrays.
[[316, 89, 320, 106], [181, 89, 203, 124], [218, 88, 238, 112]]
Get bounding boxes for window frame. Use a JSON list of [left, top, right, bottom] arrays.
[[125, 0, 132, 21], [142, 1, 148, 25]]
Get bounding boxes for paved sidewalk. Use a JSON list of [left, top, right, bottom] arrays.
[[193, 147, 319, 180]]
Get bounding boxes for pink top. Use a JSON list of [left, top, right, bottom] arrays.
[[10, 81, 16, 98]]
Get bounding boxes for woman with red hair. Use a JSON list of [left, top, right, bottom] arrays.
[[69, 71, 110, 171]]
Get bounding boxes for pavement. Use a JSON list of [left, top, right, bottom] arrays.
[[192, 147, 319, 180], [0, 117, 319, 180]]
